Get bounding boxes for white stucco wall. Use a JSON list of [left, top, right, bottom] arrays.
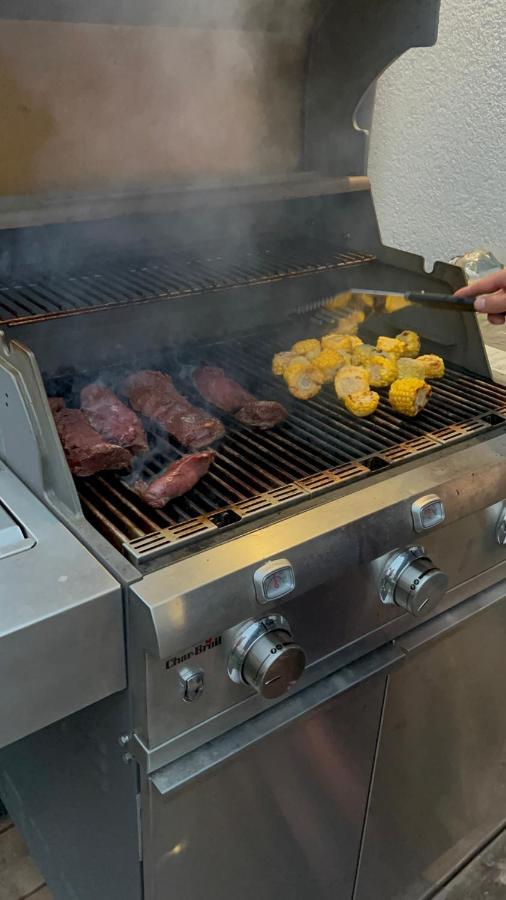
[[368, 0, 506, 269]]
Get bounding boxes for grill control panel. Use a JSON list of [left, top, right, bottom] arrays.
[[379, 546, 448, 617]]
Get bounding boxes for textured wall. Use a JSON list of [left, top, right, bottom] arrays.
[[368, 0, 506, 268]]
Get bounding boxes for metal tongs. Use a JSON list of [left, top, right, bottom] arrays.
[[349, 289, 476, 312]]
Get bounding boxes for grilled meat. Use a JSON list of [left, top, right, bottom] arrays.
[[235, 401, 288, 429], [81, 384, 148, 454], [193, 366, 287, 429], [133, 451, 215, 508], [193, 366, 254, 412], [52, 406, 132, 477], [123, 371, 225, 450], [49, 397, 65, 413]]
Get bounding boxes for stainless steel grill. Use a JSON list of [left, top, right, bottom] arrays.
[[58, 315, 506, 565], [0, 239, 374, 325]]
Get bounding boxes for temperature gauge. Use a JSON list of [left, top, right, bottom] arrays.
[[254, 559, 295, 604]]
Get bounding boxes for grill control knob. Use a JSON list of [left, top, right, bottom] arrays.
[[227, 615, 306, 700], [379, 546, 448, 617]]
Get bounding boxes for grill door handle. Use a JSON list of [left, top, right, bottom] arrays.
[[149, 642, 403, 800]]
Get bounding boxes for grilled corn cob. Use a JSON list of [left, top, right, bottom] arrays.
[[417, 354, 445, 379], [376, 336, 405, 357], [284, 359, 324, 400], [388, 378, 432, 417], [291, 338, 321, 360], [321, 333, 353, 352], [352, 343, 377, 366], [397, 357, 425, 380], [385, 295, 412, 313], [335, 310, 365, 335], [272, 351, 295, 376], [344, 390, 380, 417], [396, 330, 421, 357], [313, 349, 348, 383], [325, 292, 353, 310], [334, 365, 369, 399], [366, 354, 398, 388]]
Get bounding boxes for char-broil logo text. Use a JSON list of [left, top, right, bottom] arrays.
[[166, 635, 222, 669]]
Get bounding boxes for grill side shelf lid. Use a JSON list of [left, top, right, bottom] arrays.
[[0, 501, 35, 559]]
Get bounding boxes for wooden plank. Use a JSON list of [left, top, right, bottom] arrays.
[[0, 826, 27, 868], [0, 819, 13, 836], [0, 855, 45, 900], [27, 888, 52, 900]]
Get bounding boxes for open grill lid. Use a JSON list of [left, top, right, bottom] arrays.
[[0, 0, 441, 223]]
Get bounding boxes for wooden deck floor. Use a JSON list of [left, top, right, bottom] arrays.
[[0, 817, 51, 900]]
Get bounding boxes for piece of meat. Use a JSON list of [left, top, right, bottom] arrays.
[[193, 366, 288, 429], [133, 451, 215, 508], [52, 407, 132, 477], [81, 384, 148, 455], [234, 400, 288, 430], [49, 397, 65, 413], [122, 371, 224, 450], [193, 366, 255, 413]]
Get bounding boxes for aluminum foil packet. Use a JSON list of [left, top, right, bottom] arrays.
[[449, 248, 504, 284]]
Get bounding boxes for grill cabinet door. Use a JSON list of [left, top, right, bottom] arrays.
[[355, 587, 506, 900], [142, 664, 389, 900]]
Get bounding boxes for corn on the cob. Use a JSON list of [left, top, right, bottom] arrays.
[[344, 390, 380, 417], [396, 330, 421, 357], [321, 333, 353, 352], [397, 357, 425, 379], [388, 377, 432, 417], [335, 310, 365, 335], [366, 354, 398, 388], [272, 351, 295, 376], [417, 354, 445, 379], [284, 359, 324, 400], [313, 348, 348, 383], [376, 336, 405, 357], [352, 343, 377, 366], [385, 295, 412, 314], [325, 292, 353, 310], [291, 338, 321, 360], [334, 365, 369, 399]]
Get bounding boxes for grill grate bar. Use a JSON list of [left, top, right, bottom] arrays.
[[0, 240, 374, 323]]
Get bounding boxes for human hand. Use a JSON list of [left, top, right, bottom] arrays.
[[454, 269, 506, 324]]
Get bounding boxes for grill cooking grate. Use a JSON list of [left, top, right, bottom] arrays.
[[57, 317, 506, 566], [0, 239, 374, 323]]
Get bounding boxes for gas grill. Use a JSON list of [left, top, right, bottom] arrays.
[[1, 3, 506, 900]]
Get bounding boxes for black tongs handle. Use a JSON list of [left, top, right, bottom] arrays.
[[406, 291, 476, 310]]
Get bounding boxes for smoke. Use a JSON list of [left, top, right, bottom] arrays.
[[0, 3, 313, 195]]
